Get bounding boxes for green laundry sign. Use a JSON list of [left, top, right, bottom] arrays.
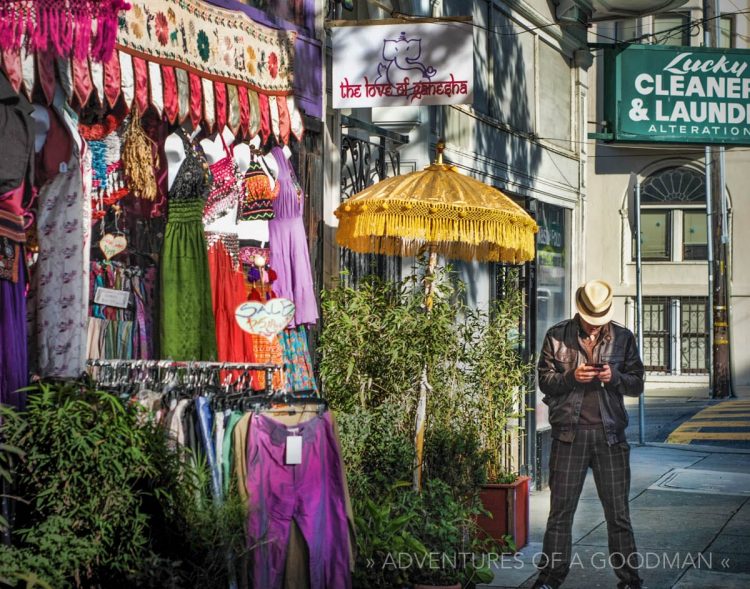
[[602, 44, 750, 145]]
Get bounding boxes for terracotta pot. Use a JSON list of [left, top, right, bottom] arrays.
[[413, 584, 461, 589], [476, 475, 530, 550]]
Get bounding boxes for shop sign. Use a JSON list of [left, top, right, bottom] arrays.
[[603, 44, 750, 146], [331, 21, 473, 108]]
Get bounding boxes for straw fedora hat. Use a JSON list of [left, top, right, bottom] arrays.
[[575, 279, 614, 326]]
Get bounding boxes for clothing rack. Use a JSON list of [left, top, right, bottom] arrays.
[[87, 359, 282, 396]]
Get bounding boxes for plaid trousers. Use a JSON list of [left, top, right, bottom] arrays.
[[535, 427, 642, 589]]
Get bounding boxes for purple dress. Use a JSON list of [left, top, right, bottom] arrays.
[[268, 147, 318, 326], [0, 254, 27, 409]]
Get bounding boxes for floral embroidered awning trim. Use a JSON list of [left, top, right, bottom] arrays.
[[117, 0, 296, 96], [1, 48, 303, 144]]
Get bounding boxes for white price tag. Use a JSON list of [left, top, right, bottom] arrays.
[[285, 435, 302, 465], [94, 287, 131, 309]]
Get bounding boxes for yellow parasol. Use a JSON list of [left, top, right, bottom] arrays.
[[333, 141, 538, 491], [334, 142, 537, 265]]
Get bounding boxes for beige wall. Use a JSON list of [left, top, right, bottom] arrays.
[[586, 1, 750, 385]]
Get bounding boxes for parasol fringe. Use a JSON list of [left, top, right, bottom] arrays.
[[336, 206, 537, 263]]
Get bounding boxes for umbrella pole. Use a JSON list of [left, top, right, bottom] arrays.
[[413, 249, 438, 492]]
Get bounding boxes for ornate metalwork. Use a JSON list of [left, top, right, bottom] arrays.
[[642, 166, 705, 204], [339, 117, 407, 286], [340, 134, 401, 200]]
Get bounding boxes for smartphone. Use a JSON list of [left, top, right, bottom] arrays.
[[589, 363, 605, 370]]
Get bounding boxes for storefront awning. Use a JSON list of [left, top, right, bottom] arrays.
[[0, 0, 305, 144]]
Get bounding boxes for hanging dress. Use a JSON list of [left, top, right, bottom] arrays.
[[33, 99, 91, 378], [267, 147, 318, 326], [160, 129, 217, 360], [206, 233, 259, 379], [0, 184, 28, 409], [237, 159, 275, 221], [203, 132, 242, 226]]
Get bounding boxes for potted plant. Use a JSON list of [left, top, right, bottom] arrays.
[[476, 472, 529, 553], [468, 286, 533, 551], [319, 268, 530, 582]]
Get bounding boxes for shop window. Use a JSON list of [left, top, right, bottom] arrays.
[[653, 13, 690, 46], [640, 210, 671, 260], [535, 201, 570, 357], [642, 297, 708, 374], [634, 166, 709, 262], [538, 41, 572, 150], [339, 117, 406, 287], [720, 15, 735, 48], [615, 18, 641, 42]]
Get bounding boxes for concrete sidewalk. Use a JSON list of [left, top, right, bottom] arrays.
[[479, 443, 750, 589]]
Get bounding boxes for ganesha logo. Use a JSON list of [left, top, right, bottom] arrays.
[[375, 32, 438, 89], [332, 22, 474, 108]]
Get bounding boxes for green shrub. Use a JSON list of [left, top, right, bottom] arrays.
[[0, 381, 247, 588], [335, 403, 415, 505], [404, 480, 495, 588], [423, 423, 489, 501]]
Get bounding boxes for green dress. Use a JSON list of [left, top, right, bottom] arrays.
[[160, 129, 217, 360]]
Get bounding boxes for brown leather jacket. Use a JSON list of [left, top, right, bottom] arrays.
[[538, 318, 645, 445]]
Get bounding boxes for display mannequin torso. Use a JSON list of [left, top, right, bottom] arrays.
[[234, 143, 251, 176], [202, 126, 243, 232], [234, 135, 270, 241], [165, 126, 201, 190], [201, 126, 235, 165], [261, 144, 292, 188], [31, 105, 50, 153]]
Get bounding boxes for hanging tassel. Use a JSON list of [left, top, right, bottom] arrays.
[[74, 13, 92, 62], [0, 1, 129, 68], [91, 15, 107, 61], [48, 8, 63, 56], [122, 109, 158, 201], [31, 6, 49, 53], [59, 10, 74, 56], [93, 1, 132, 62], [2, 10, 22, 51]]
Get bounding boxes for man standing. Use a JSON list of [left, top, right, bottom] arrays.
[[533, 279, 645, 589]]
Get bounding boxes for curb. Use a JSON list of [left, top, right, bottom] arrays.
[[639, 441, 750, 455]]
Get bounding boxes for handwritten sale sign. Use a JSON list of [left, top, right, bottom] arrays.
[[235, 299, 295, 339], [331, 21, 474, 108]]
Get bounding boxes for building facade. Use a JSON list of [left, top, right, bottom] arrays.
[[587, 0, 750, 389]]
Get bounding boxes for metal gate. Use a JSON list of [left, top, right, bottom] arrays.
[[641, 296, 708, 375], [495, 259, 537, 480]]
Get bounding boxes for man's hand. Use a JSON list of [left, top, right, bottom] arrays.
[[574, 364, 599, 383], [597, 363, 613, 383], [574, 363, 613, 384]]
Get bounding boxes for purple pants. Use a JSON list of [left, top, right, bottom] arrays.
[[247, 412, 351, 589], [0, 256, 27, 409]]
